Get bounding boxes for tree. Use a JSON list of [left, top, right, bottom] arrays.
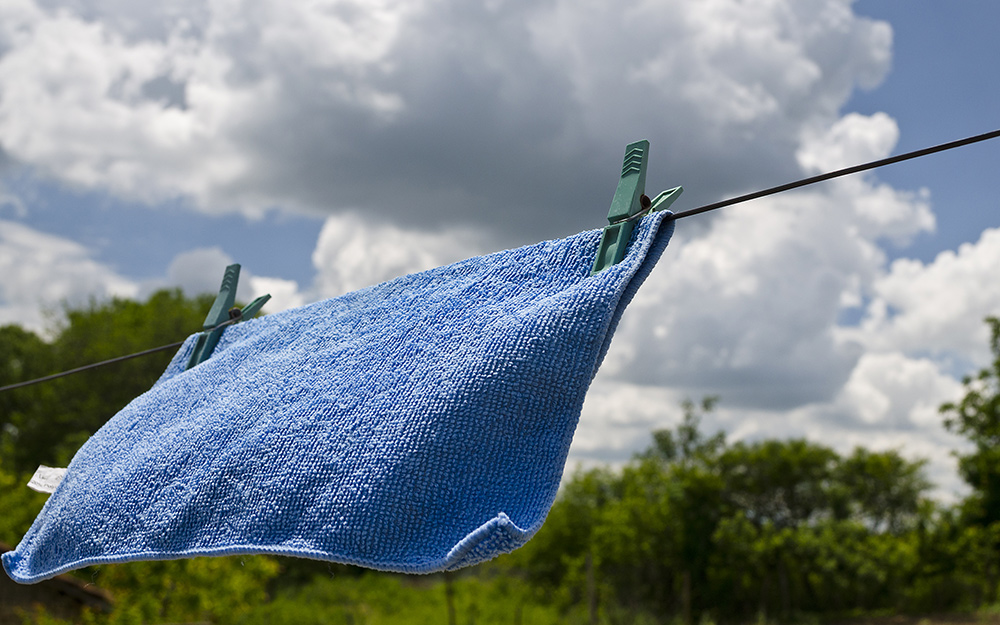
[[835, 447, 930, 533], [941, 316, 1000, 526], [0, 290, 216, 472], [512, 465, 620, 593], [608, 397, 727, 622], [718, 438, 839, 529], [0, 325, 57, 468], [640, 396, 725, 466], [0, 453, 50, 547]]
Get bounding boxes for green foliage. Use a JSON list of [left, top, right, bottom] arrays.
[[719, 438, 839, 529], [710, 514, 922, 617], [836, 447, 931, 533], [231, 570, 564, 625], [0, 455, 49, 548], [902, 508, 1000, 612], [0, 290, 215, 473], [515, 398, 938, 623], [0, 325, 57, 471], [641, 396, 725, 464], [505, 464, 618, 593], [942, 316, 1000, 525], [4, 296, 1000, 624], [88, 556, 281, 625]]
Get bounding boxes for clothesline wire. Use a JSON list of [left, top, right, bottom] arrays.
[[2, 127, 999, 395], [0, 318, 239, 393], [667, 127, 1000, 221]]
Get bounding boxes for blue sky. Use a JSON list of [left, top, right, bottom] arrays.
[[845, 1, 1000, 264], [1, 0, 999, 498]]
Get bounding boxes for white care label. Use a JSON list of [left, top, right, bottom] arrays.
[[27, 465, 67, 494]]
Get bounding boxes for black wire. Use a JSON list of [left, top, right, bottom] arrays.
[[1, 127, 999, 395], [0, 340, 187, 393], [667, 127, 1000, 221], [0, 317, 240, 393]]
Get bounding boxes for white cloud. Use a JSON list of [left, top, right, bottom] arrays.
[[602, 125, 934, 410], [310, 212, 486, 298], [788, 351, 970, 500], [135, 212, 494, 324], [797, 112, 936, 248], [0, 219, 137, 332], [565, 113, 982, 496], [573, 353, 969, 499], [0, 0, 893, 238], [0, 190, 27, 218], [834, 352, 963, 429], [122, 214, 477, 321], [152, 246, 302, 316], [249, 276, 304, 314], [164, 247, 246, 298], [574, 380, 685, 465], [798, 111, 900, 173], [842, 227, 1000, 365], [0, 1, 256, 211]]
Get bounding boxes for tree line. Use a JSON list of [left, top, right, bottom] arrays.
[[1, 292, 999, 624]]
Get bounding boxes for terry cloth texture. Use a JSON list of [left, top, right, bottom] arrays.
[[4, 213, 675, 584]]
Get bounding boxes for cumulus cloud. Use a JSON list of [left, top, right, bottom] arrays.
[[798, 111, 900, 172], [585, 110, 998, 498], [602, 121, 934, 411], [563, 113, 985, 495], [783, 353, 969, 499], [151, 246, 304, 315], [164, 247, 249, 298], [833, 352, 963, 430], [0, 0, 892, 239], [0, 219, 137, 332], [248, 276, 304, 313], [574, 352, 969, 498], [573, 380, 687, 466], [310, 212, 487, 298], [843, 227, 1000, 366]]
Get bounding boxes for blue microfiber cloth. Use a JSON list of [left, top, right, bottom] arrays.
[[3, 213, 674, 583]]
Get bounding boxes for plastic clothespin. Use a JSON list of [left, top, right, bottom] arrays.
[[186, 264, 271, 370], [591, 140, 684, 275]]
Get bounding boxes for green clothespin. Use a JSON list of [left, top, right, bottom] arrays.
[[186, 264, 271, 370], [591, 140, 684, 275]]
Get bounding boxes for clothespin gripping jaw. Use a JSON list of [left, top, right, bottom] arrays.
[[590, 140, 683, 275], [185, 264, 271, 370]]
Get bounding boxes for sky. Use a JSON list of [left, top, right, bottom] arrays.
[[1, 0, 999, 499]]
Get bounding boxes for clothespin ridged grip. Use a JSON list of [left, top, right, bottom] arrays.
[[591, 141, 650, 275], [186, 264, 271, 370], [591, 140, 683, 274]]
